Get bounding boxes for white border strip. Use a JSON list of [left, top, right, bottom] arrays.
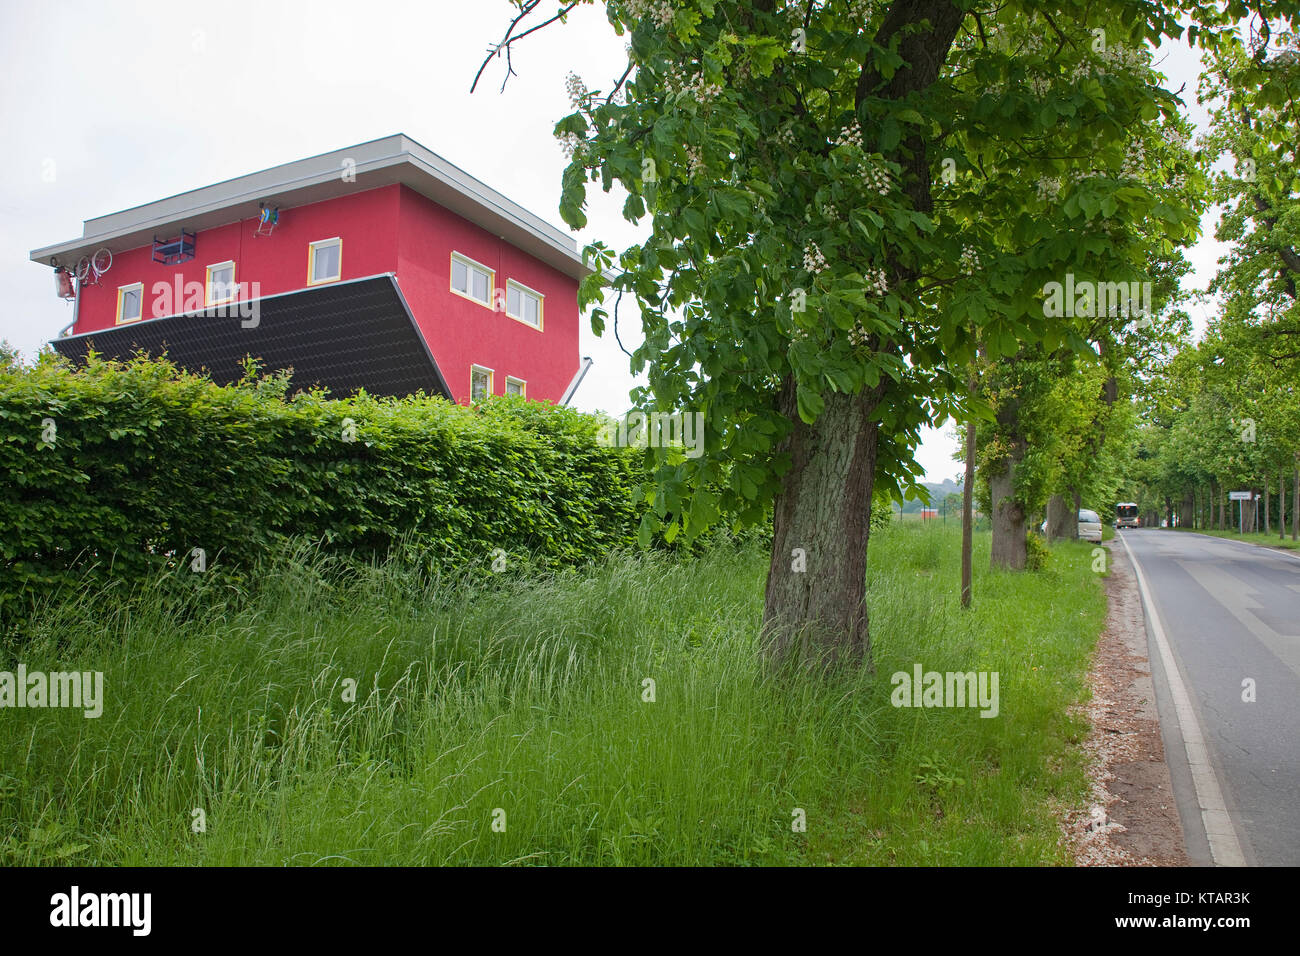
[[1175, 529, 1300, 564], [1119, 532, 1247, 867]]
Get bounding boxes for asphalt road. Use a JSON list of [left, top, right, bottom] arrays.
[[1120, 529, 1300, 867]]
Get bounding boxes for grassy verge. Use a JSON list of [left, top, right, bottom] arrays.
[[1, 522, 1106, 866], [1171, 526, 1300, 551]]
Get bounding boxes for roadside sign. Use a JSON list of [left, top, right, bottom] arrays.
[[1228, 491, 1257, 534]]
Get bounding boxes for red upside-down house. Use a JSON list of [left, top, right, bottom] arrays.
[[30, 134, 593, 404]]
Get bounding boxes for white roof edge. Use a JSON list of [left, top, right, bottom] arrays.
[[29, 134, 587, 275]]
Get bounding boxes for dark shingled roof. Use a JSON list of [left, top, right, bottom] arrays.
[[50, 274, 451, 400]]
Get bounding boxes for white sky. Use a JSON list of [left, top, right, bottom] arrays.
[[0, 1, 1227, 483]]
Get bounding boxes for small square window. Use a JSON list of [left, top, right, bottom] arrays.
[[116, 283, 143, 324], [309, 239, 342, 285], [470, 365, 493, 402], [505, 377, 525, 397], [206, 261, 236, 305], [451, 253, 493, 306], [505, 280, 543, 329]]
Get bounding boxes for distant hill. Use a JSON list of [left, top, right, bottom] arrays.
[[898, 478, 963, 514]]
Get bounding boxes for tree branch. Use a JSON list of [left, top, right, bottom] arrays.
[[471, 1, 580, 94]]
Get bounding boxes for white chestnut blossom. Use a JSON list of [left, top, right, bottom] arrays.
[[625, 0, 674, 30], [665, 71, 724, 103], [803, 242, 828, 274], [865, 267, 888, 296], [558, 131, 583, 159], [1121, 139, 1147, 178], [1072, 42, 1150, 81], [833, 121, 864, 149], [863, 161, 893, 196], [684, 144, 704, 177], [846, 0, 875, 22]]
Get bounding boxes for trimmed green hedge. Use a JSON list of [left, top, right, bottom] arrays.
[[1, 354, 641, 623]]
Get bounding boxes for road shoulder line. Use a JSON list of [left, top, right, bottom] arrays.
[[1169, 529, 1300, 563]]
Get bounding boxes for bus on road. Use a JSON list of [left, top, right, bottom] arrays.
[[1115, 502, 1140, 528]]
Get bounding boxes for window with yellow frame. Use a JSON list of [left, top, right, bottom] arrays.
[[450, 252, 494, 307], [504, 376, 526, 397], [505, 280, 543, 330], [206, 261, 236, 305], [470, 365, 493, 402], [116, 283, 144, 324], [308, 238, 342, 285]]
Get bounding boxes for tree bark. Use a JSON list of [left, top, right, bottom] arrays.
[[763, 380, 883, 669], [1264, 477, 1270, 535], [989, 441, 1027, 570], [1280, 470, 1287, 541], [1293, 457, 1299, 541], [1045, 493, 1071, 541]]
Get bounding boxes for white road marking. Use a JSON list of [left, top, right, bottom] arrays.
[[1177, 530, 1300, 564], [1176, 560, 1300, 676], [1119, 532, 1248, 867]]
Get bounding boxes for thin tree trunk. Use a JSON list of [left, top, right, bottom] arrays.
[[1264, 477, 1270, 535], [1071, 489, 1082, 539], [763, 380, 883, 670], [1280, 471, 1287, 541], [1293, 456, 1299, 542], [961, 410, 974, 608]]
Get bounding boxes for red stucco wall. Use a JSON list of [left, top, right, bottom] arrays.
[[73, 185, 402, 335], [69, 181, 579, 405], [395, 185, 580, 405]]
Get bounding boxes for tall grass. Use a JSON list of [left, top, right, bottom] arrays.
[[0, 522, 1106, 865]]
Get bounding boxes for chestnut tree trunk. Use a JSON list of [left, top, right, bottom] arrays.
[[1045, 493, 1071, 541], [763, 382, 884, 669], [989, 438, 1028, 570]]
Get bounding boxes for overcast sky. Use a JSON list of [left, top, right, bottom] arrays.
[[0, 2, 1228, 483]]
